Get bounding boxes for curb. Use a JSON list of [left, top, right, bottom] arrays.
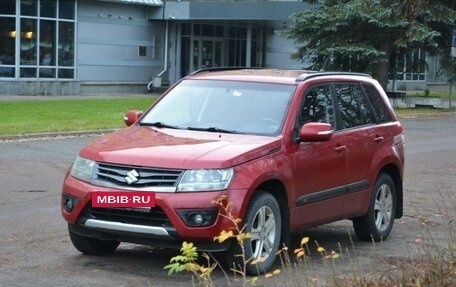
[[0, 129, 116, 142]]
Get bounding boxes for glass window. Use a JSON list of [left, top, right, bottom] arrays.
[[40, 20, 56, 65], [20, 67, 36, 78], [362, 84, 392, 123], [180, 37, 190, 77], [141, 80, 295, 136], [20, 18, 37, 65], [228, 40, 235, 66], [228, 27, 236, 38], [334, 83, 375, 129], [21, 0, 37, 16], [0, 17, 15, 77], [58, 68, 73, 79], [0, 0, 15, 14], [393, 48, 426, 81], [193, 24, 201, 36], [59, 0, 75, 19], [0, 17, 16, 62], [8, 0, 77, 79], [300, 85, 334, 126], [39, 67, 55, 78], [237, 27, 247, 38], [58, 21, 74, 66], [40, 0, 56, 18], [181, 23, 191, 36], [202, 25, 214, 37], [215, 26, 223, 37]]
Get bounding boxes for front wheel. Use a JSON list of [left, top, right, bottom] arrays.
[[225, 192, 282, 275], [353, 173, 397, 242], [69, 225, 120, 255]]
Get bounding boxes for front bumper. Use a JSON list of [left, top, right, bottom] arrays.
[[62, 175, 247, 251]]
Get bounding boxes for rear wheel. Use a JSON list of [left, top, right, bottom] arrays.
[[225, 192, 281, 275], [69, 225, 120, 255], [353, 173, 396, 242]]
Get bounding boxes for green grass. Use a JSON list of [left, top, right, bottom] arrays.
[[404, 90, 456, 98], [0, 98, 155, 135], [395, 107, 454, 117]]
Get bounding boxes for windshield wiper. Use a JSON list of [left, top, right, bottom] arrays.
[[140, 121, 181, 129], [187, 126, 241, 134]]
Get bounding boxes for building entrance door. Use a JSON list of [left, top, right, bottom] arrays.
[[192, 39, 223, 70]]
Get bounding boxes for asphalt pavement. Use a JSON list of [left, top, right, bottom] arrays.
[[1, 115, 455, 286]]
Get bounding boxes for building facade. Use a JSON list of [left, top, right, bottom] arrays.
[[0, 0, 449, 95]]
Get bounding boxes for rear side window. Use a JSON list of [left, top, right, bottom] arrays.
[[334, 83, 375, 129], [362, 84, 392, 123]]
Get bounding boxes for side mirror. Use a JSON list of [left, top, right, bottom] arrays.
[[124, 110, 143, 126], [299, 122, 333, 142]]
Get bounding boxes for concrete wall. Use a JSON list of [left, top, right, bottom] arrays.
[[77, 0, 165, 92], [0, 80, 80, 95]]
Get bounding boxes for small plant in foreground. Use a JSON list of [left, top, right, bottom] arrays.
[[164, 241, 216, 287]]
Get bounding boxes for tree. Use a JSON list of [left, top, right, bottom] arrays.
[[284, 0, 456, 89]]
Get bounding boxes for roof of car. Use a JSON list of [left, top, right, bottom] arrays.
[[187, 68, 372, 85]]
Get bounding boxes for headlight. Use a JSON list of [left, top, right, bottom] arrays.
[[177, 168, 234, 192], [70, 155, 95, 183]]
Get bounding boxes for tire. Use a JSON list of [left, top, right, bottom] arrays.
[[353, 173, 396, 242], [69, 226, 120, 255], [225, 192, 282, 275]]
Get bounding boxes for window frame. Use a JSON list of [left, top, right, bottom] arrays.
[[0, 0, 76, 80], [332, 81, 377, 131], [295, 80, 381, 140]]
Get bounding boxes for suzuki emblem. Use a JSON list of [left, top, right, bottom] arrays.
[[125, 169, 139, 184]]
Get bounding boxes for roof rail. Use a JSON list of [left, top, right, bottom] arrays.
[[188, 67, 258, 76], [296, 71, 372, 82]]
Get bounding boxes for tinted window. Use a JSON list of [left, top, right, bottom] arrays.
[[299, 85, 335, 126], [334, 83, 375, 129], [362, 84, 392, 123]]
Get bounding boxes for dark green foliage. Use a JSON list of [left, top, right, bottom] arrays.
[[285, 0, 456, 87]]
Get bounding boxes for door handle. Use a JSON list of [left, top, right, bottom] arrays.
[[334, 145, 347, 152], [374, 136, 384, 143]]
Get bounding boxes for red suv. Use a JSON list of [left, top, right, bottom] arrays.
[[61, 68, 404, 274]]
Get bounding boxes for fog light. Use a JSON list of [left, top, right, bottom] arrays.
[[177, 209, 218, 227], [62, 194, 79, 212], [189, 213, 204, 226], [64, 198, 74, 211]]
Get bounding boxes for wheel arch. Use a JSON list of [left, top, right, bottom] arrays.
[[254, 180, 291, 248], [378, 163, 403, 219]]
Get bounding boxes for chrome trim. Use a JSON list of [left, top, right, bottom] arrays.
[[84, 219, 171, 238], [91, 179, 177, 192]]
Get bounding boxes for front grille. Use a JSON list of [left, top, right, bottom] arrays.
[[94, 163, 183, 189], [84, 206, 173, 229]]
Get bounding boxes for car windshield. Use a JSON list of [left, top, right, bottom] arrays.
[[141, 79, 295, 136]]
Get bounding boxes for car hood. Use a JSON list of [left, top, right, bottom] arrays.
[[80, 126, 282, 169]]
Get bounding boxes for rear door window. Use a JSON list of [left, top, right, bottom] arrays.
[[334, 83, 375, 129]]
